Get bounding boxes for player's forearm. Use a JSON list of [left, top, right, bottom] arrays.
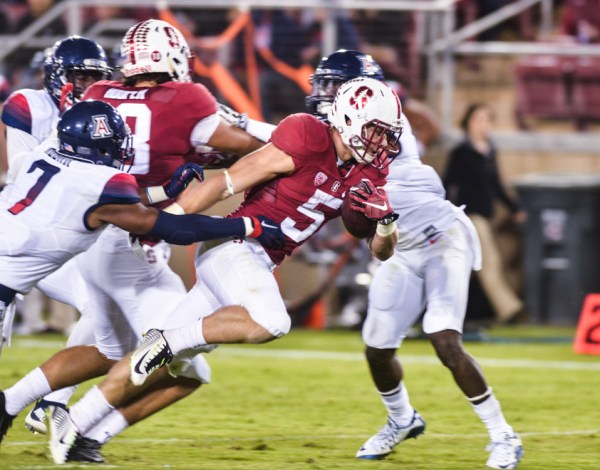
[[369, 222, 398, 261], [146, 210, 247, 245], [172, 172, 230, 214]]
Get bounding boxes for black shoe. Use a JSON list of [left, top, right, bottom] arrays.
[[67, 436, 105, 463], [0, 391, 16, 444]]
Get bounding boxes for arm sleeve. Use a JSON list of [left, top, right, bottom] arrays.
[[146, 211, 246, 245]]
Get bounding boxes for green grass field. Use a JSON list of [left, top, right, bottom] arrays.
[[1, 326, 599, 469]]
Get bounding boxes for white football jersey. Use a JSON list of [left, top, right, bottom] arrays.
[[386, 115, 469, 251], [0, 148, 140, 292], [1, 89, 58, 161]]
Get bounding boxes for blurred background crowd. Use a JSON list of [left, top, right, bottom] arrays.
[[2, 0, 600, 336]]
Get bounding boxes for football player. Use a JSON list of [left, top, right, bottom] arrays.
[[38, 76, 402, 465], [0, 36, 112, 340], [305, 48, 523, 470], [0, 19, 278, 461]]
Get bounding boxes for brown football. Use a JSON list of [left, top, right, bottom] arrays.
[[341, 191, 377, 239]]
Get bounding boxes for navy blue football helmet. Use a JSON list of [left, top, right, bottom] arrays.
[[305, 49, 385, 120], [44, 36, 112, 106], [57, 100, 134, 168]]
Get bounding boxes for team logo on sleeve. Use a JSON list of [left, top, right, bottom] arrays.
[[349, 86, 374, 110], [91, 115, 114, 139]]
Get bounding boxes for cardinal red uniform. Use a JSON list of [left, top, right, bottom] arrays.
[[167, 112, 388, 340], [230, 113, 386, 265], [84, 80, 217, 191]]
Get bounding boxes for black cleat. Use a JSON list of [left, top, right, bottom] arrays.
[[0, 391, 16, 445], [68, 436, 105, 463]]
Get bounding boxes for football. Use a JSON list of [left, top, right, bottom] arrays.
[[341, 191, 377, 239]]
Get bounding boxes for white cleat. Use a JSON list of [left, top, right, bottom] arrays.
[[486, 431, 524, 469], [356, 411, 426, 460], [47, 405, 78, 464], [130, 329, 173, 386]]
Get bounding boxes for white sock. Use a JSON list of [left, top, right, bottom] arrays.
[[4, 367, 51, 415], [70, 386, 114, 436], [469, 389, 512, 441], [380, 382, 414, 425], [163, 318, 206, 355], [83, 409, 129, 444], [40, 385, 77, 406]]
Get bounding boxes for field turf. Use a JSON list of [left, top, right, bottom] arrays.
[[0, 326, 598, 469]]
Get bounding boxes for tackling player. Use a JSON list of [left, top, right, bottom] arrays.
[[1, 19, 277, 461]]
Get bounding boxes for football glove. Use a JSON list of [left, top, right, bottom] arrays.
[[245, 216, 285, 250], [163, 163, 205, 200], [349, 179, 399, 225]]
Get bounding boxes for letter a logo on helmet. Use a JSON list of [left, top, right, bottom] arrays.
[[91, 115, 114, 139], [349, 86, 374, 110]]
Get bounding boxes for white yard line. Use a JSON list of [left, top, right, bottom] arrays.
[[12, 339, 600, 370], [5, 427, 599, 449]]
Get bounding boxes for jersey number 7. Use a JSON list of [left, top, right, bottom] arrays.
[[8, 160, 60, 215]]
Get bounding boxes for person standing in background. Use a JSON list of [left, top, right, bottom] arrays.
[[443, 103, 527, 325]]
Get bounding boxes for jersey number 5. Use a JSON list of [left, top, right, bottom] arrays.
[[8, 160, 60, 215]]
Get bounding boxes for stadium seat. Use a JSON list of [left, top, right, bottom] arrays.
[[514, 56, 573, 129], [572, 58, 600, 129]]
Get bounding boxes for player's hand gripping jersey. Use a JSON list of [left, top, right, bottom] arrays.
[[229, 114, 387, 265]]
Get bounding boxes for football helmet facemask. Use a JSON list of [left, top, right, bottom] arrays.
[[121, 19, 192, 82], [328, 77, 402, 169], [44, 36, 112, 106], [306, 49, 384, 120], [57, 100, 134, 169]]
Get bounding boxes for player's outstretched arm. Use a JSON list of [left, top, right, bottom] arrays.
[[87, 203, 284, 248], [174, 142, 295, 215]]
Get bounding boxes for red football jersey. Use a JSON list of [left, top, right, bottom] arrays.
[[229, 113, 387, 265], [83, 80, 217, 192]]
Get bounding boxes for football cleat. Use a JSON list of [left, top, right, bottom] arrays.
[[48, 405, 79, 464], [25, 399, 67, 435], [485, 431, 524, 469], [130, 329, 173, 386], [356, 411, 426, 460], [67, 436, 104, 463], [0, 391, 16, 445]]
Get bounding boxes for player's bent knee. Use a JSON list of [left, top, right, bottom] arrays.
[[249, 306, 291, 340], [168, 353, 212, 384]]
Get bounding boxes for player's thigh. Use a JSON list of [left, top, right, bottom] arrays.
[[196, 241, 290, 337], [37, 255, 89, 314], [362, 253, 425, 349], [85, 281, 137, 360], [81, 243, 186, 337], [422, 222, 474, 335]]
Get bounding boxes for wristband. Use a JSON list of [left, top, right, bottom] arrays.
[[163, 203, 185, 215], [242, 217, 254, 236], [376, 220, 397, 237], [146, 185, 169, 204], [223, 170, 235, 196], [246, 119, 276, 142]]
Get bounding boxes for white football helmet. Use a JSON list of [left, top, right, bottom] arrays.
[[121, 19, 192, 82], [328, 77, 403, 168]]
